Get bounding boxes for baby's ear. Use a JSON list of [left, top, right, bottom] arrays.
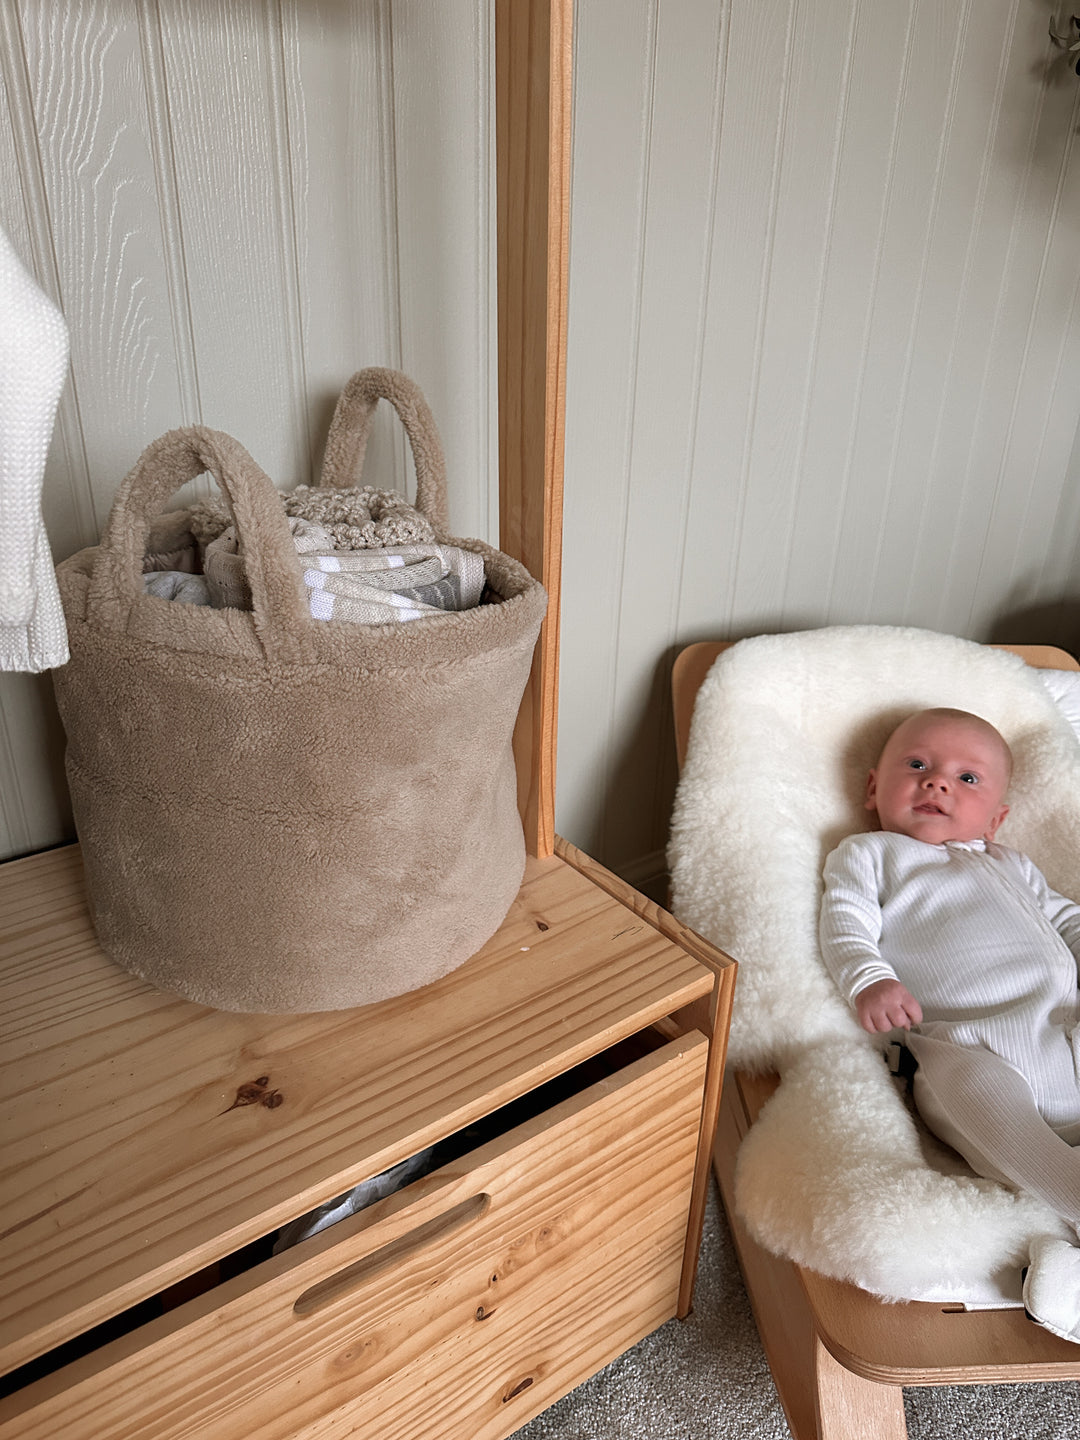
[[865, 770, 878, 813], [984, 803, 1009, 843]]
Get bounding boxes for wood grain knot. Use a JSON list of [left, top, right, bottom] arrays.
[[503, 1376, 534, 1403], [220, 1076, 284, 1114]]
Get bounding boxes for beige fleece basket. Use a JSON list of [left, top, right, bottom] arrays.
[[52, 369, 547, 1013]]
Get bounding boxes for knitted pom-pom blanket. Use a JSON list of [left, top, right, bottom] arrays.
[[187, 483, 436, 552], [669, 626, 1080, 1303]]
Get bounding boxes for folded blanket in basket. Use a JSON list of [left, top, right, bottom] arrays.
[[302, 544, 486, 624], [202, 519, 485, 624], [142, 570, 211, 605]]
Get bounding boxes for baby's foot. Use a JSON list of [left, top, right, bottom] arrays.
[[1022, 1236, 1080, 1344]]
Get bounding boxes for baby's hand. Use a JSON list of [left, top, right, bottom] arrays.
[[854, 979, 923, 1034]]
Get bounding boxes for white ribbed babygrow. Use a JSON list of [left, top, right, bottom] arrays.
[[820, 832, 1080, 1225]]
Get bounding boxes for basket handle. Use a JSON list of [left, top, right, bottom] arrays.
[[87, 427, 315, 664], [318, 367, 450, 534]]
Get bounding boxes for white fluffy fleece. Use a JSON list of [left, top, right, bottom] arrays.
[[668, 625, 1080, 1302]]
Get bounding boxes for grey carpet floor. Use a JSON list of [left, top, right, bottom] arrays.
[[511, 1181, 1080, 1439]]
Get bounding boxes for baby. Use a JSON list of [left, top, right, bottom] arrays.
[[819, 707, 1080, 1341]]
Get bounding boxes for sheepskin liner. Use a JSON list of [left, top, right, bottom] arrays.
[[668, 626, 1080, 1303]]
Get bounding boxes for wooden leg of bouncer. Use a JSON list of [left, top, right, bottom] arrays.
[[712, 1082, 819, 1439], [715, 1069, 907, 1440], [813, 1336, 907, 1440]]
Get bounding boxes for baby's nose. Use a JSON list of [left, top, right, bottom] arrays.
[[921, 772, 948, 790]]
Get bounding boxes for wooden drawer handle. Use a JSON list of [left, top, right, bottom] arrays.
[[293, 1192, 491, 1317]]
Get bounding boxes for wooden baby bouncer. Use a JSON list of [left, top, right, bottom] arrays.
[[671, 633, 1080, 1440]]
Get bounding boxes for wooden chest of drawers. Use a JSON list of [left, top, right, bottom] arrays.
[[0, 840, 733, 1439]]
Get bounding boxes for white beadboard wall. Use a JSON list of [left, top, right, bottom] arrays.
[[3, 0, 1080, 892], [557, 0, 1080, 882], [0, 0, 496, 860]]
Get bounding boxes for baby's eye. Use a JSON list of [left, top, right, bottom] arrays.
[[906, 759, 927, 771], [959, 772, 978, 785]]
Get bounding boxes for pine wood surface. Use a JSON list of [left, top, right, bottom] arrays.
[[0, 1033, 707, 1439], [554, 836, 737, 1317], [496, 0, 572, 858], [0, 842, 711, 1378]]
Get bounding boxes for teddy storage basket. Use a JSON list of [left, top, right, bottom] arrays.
[[52, 368, 547, 1013]]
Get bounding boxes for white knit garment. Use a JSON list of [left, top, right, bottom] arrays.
[[0, 226, 70, 672]]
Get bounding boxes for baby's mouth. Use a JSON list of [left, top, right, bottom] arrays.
[[914, 802, 946, 815]]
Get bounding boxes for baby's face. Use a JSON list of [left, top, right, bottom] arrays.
[[866, 711, 1011, 844]]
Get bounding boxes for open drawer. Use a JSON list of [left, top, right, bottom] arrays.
[[0, 1029, 708, 1440]]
